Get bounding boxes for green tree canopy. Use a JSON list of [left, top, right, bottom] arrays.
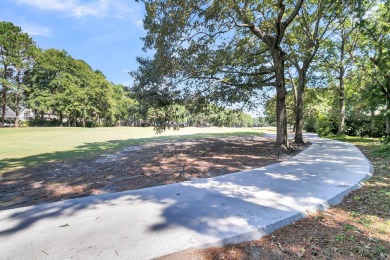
[[133, 0, 305, 148], [0, 21, 37, 127]]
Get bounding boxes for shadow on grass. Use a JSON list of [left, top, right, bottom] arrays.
[[0, 131, 265, 173], [163, 217, 389, 259], [1, 132, 281, 210]]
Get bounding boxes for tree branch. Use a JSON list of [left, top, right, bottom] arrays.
[[283, 0, 304, 27]]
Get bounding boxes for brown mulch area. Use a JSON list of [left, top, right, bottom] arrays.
[[0, 135, 308, 210], [162, 145, 390, 260]]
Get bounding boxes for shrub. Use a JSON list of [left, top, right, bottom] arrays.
[[380, 135, 390, 144], [316, 113, 338, 136], [344, 119, 371, 137], [27, 118, 61, 126]]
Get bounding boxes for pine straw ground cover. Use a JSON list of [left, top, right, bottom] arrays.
[[0, 133, 307, 210], [162, 136, 390, 260]]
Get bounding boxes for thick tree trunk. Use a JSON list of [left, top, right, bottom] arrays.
[[294, 68, 307, 144], [59, 113, 63, 126], [337, 70, 346, 134], [273, 49, 289, 149], [338, 38, 346, 134], [338, 79, 346, 134]]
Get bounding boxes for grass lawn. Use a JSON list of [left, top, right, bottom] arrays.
[[0, 126, 274, 174]]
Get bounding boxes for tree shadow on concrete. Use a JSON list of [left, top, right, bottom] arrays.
[[0, 139, 371, 234], [0, 138, 378, 259]]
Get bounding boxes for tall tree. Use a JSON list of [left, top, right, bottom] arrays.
[[12, 31, 37, 127], [29, 49, 73, 123], [359, 1, 390, 134], [315, 2, 361, 135], [134, 0, 304, 148], [0, 22, 36, 127], [333, 18, 359, 134], [285, 0, 344, 143]]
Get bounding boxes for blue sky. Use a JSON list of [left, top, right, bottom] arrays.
[[1, 0, 147, 86]]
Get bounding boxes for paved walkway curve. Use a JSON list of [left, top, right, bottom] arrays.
[[0, 137, 372, 260]]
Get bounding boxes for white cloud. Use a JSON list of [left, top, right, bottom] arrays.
[[15, 0, 75, 11], [20, 23, 52, 37], [135, 20, 143, 29], [72, 1, 109, 18], [14, 0, 139, 19]]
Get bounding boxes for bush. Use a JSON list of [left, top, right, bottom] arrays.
[[304, 117, 316, 132], [27, 118, 61, 126], [18, 120, 29, 127], [316, 113, 338, 136], [380, 135, 390, 144], [344, 119, 371, 137]]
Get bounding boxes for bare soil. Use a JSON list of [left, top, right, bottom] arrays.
[[0, 135, 307, 210]]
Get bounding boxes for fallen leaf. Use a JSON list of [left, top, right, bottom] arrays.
[[59, 224, 69, 228], [297, 248, 305, 257]]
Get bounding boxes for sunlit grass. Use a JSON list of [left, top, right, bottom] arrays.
[[327, 134, 390, 158], [326, 134, 379, 145]]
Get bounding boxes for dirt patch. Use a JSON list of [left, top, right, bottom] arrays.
[[0, 135, 308, 210]]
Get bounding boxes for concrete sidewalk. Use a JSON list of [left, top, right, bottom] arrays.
[[0, 137, 372, 260]]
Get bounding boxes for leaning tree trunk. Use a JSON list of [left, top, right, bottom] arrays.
[[273, 49, 289, 149]]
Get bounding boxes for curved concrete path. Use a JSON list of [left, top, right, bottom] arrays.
[[0, 137, 372, 260]]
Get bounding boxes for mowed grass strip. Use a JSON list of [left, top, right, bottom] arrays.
[[0, 127, 272, 174]]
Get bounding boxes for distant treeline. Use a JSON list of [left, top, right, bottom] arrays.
[[0, 21, 262, 128]]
